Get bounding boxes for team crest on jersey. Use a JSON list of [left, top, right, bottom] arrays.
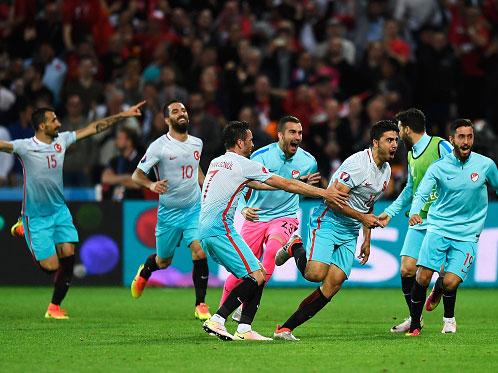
[[339, 172, 350, 182], [471, 172, 479, 182], [291, 170, 300, 179], [193, 150, 200, 160], [140, 156, 147, 163], [54, 143, 62, 152]]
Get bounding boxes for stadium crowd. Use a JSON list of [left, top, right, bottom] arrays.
[[0, 0, 497, 199]]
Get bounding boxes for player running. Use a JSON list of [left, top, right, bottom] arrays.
[[200, 120, 348, 341], [273, 120, 399, 341], [0, 101, 145, 319], [376, 109, 453, 333], [406, 119, 498, 336], [130, 101, 212, 320], [221, 115, 320, 321]]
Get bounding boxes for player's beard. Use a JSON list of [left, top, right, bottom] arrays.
[[170, 118, 188, 133], [454, 143, 472, 161]]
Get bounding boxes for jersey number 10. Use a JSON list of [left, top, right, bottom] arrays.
[[182, 165, 194, 179]]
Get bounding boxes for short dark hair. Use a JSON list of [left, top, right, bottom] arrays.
[[450, 118, 473, 134], [395, 108, 425, 134], [277, 115, 301, 132], [31, 107, 54, 131], [118, 126, 139, 149], [162, 99, 183, 118], [370, 119, 399, 143], [223, 121, 250, 149]]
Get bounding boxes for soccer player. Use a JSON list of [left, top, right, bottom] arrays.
[[130, 101, 212, 321], [0, 101, 145, 319], [200, 121, 347, 341], [406, 119, 498, 336], [221, 115, 320, 320], [376, 109, 453, 333], [273, 120, 399, 341]]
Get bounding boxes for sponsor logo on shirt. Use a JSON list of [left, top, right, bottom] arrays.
[[291, 170, 300, 179], [193, 150, 200, 160], [339, 172, 350, 182], [471, 172, 479, 182], [54, 143, 62, 152], [169, 156, 178, 160]]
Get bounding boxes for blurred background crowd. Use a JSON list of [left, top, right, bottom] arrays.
[[0, 0, 497, 200]]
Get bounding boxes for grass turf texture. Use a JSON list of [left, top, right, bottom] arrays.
[[1, 287, 497, 372]]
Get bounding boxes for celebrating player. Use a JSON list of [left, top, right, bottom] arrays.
[[221, 115, 320, 321], [0, 101, 145, 319], [130, 101, 212, 321], [273, 120, 399, 341], [406, 119, 498, 336], [200, 120, 348, 341], [376, 109, 453, 333]]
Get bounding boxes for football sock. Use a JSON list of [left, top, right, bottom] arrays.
[[401, 275, 415, 312], [192, 258, 209, 305], [433, 275, 444, 298], [409, 281, 428, 331], [239, 282, 265, 325], [262, 238, 282, 282], [216, 277, 258, 319], [443, 287, 457, 318], [281, 287, 330, 331], [291, 243, 307, 277], [220, 275, 241, 306], [140, 254, 159, 279], [237, 323, 251, 333], [51, 255, 74, 306]]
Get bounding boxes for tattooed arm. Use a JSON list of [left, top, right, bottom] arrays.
[[75, 101, 145, 142]]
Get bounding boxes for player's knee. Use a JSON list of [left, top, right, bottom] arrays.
[[251, 270, 266, 285], [39, 262, 59, 274], [400, 265, 416, 278], [320, 282, 341, 298], [156, 256, 171, 269], [416, 269, 432, 286], [443, 277, 460, 292], [191, 250, 206, 260]]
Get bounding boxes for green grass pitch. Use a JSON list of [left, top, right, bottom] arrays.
[[1, 287, 497, 372]]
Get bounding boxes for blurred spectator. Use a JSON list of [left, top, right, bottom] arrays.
[[39, 41, 67, 105], [238, 106, 273, 150], [61, 94, 96, 186], [0, 124, 13, 186], [188, 92, 223, 172], [23, 62, 54, 106], [158, 66, 188, 104], [62, 56, 103, 116], [101, 126, 142, 201]]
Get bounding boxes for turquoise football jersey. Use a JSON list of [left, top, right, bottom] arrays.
[[10, 132, 76, 217], [410, 151, 498, 242], [242, 143, 317, 222]]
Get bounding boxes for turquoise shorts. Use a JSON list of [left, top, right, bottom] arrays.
[[417, 231, 477, 282], [400, 228, 426, 260], [306, 217, 359, 278], [156, 204, 200, 259], [201, 233, 261, 279], [22, 205, 79, 261]]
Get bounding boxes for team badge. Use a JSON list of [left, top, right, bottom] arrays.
[[339, 172, 350, 182], [471, 173, 479, 182], [193, 150, 200, 160], [54, 143, 62, 152], [291, 170, 300, 179], [140, 156, 147, 163]]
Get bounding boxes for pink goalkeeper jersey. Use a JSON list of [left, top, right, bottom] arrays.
[[199, 151, 273, 238]]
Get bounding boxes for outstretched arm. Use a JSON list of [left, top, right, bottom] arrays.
[[75, 101, 145, 141], [0, 140, 13, 153], [326, 182, 383, 228]]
